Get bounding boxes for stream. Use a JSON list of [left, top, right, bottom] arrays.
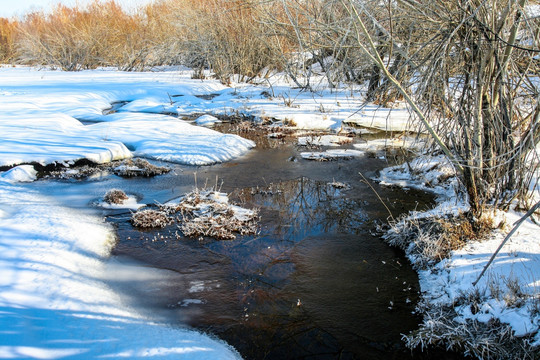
[[30, 124, 463, 359]]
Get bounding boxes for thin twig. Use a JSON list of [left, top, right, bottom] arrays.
[[472, 200, 540, 287], [358, 171, 394, 222]]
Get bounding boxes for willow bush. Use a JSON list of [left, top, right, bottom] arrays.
[[275, 0, 539, 212], [0, 17, 17, 63]]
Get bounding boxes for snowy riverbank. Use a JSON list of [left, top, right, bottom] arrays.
[[0, 65, 538, 358], [376, 156, 540, 357]]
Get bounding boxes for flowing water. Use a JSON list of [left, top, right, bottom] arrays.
[[30, 124, 463, 359], [103, 127, 459, 360]]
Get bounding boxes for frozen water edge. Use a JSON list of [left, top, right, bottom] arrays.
[[376, 155, 540, 351], [0, 180, 241, 359]]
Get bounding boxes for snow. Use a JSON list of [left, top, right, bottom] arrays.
[[377, 154, 540, 345], [376, 155, 469, 217], [300, 149, 364, 160], [0, 182, 240, 359], [195, 114, 221, 127], [419, 209, 540, 341], [95, 194, 144, 210], [0, 165, 37, 183], [1, 65, 538, 356], [0, 67, 254, 168], [297, 134, 352, 147], [0, 67, 258, 359]]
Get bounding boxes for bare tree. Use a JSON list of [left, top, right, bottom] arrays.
[[273, 0, 540, 213]]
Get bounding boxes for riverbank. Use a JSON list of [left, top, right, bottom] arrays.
[[376, 155, 540, 359], [0, 65, 538, 359]]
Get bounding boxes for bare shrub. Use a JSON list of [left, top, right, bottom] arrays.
[[103, 189, 129, 205], [0, 17, 17, 63], [161, 0, 287, 82], [131, 209, 171, 228], [15, 1, 166, 70]]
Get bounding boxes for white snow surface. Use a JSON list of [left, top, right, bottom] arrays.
[[419, 210, 540, 340], [0, 67, 254, 167], [0, 67, 257, 359], [378, 155, 540, 345], [0, 182, 240, 359], [0, 165, 37, 183], [2, 65, 538, 355]]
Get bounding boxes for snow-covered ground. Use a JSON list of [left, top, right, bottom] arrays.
[[377, 156, 540, 349], [0, 66, 411, 359], [0, 180, 240, 359], [0, 65, 538, 358]]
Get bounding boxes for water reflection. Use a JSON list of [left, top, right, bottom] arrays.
[[111, 176, 426, 359], [237, 177, 368, 239]]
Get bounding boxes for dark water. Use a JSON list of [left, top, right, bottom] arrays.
[[100, 127, 468, 360]]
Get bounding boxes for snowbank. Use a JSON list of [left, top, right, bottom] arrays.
[[377, 155, 540, 350], [419, 209, 540, 340], [0, 165, 37, 183], [0, 67, 254, 168], [0, 182, 240, 359]]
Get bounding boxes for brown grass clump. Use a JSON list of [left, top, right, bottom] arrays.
[[103, 188, 129, 204], [173, 189, 259, 240], [112, 158, 170, 177], [129, 188, 259, 238], [384, 212, 494, 270], [131, 209, 171, 228], [41, 158, 170, 179]]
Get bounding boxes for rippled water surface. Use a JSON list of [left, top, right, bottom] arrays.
[[28, 124, 464, 359], [101, 128, 455, 359]]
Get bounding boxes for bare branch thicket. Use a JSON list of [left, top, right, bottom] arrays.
[[163, 0, 286, 83], [284, 0, 540, 212], [0, 17, 18, 63], [399, 0, 540, 211]]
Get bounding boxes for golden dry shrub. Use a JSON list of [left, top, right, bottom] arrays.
[[0, 17, 18, 63], [160, 0, 288, 82], [16, 1, 153, 70]]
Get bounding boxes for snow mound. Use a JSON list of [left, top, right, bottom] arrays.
[[195, 114, 222, 127], [0, 182, 240, 360], [0, 165, 37, 183], [87, 113, 255, 165]]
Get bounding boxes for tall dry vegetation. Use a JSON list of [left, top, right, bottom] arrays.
[[15, 1, 161, 70], [1, 0, 539, 212], [273, 0, 539, 212], [6, 0, 289, 78], [163, 0, 288, 82], [0, 17, 17, 63]]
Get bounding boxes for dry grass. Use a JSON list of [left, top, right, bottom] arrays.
[[103, 189, 129, 205], [42, 158, 170, 179], [0, 17, 17, 63], [111, 158, 170, 177], [171, 188, 259, 240], [8, 0, 290, 77], [131, 209, 171, 228], [384, 212, 494, 270], [405, 303, 539, 360], [130, 187, 259, 239]]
